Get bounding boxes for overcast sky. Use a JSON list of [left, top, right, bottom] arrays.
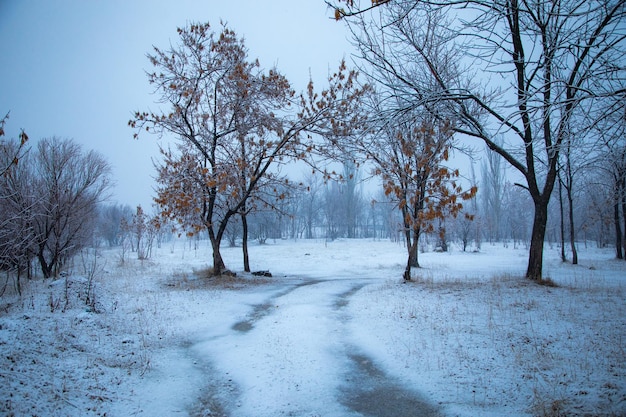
[[0, 0, 352, 208]]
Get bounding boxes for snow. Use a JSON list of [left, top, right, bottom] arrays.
[[0, 238, 624, 416]]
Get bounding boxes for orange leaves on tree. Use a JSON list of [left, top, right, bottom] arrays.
[[330, 0, 389, 20], [371, 118, 478, 235]]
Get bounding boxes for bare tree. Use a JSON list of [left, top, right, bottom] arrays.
[[0, 114, 31, 294], [614, 151, 626, 259], [0, 139, 34, 294], [1, 137, 111, 280], [96, 203, 133, 247], [340, 161, 364, 238], [329, 0, 626, 280], [299, 173, 324, 239], [577, 173, 614, 249], [481, 140, 506, 244], [557, 133, 582, 264], [120, 205, 159, 260], [30, 138, 111, 278], [369, 190, 400, 240], [594, 97, 626, 259], [323, 181, 343, 240]]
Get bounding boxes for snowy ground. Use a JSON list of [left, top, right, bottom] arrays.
[[0, 238, 624, 416]]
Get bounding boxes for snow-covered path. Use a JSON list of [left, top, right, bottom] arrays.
[[189, 277, 441, 417], [2, 239, 623, 416]]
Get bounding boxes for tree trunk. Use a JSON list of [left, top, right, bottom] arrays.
[[410, 235, 419, 268], [403, 256, 412, 281], [15, 269, 21, 296], [208, 227, 226, 276], [403, 227, 412, 262], [564, 154, 578, 265], [404, 234, 419, 281], [567, 186, 578, 264], [621, 177, 626, 259], [36, 239, 55, 279], [241, 212, 250, 272], [401, 210, 421, 280], [38, 253, 52, 279], [558, 177, 567, 262], [211, 243, 226, 275], [614, 199, 623, 260], [403, 222, 420, 268], [526, 199, 548, 281], [438, 223, 447, 252]]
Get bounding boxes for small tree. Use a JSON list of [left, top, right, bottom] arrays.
[[594, 94, 626, 260], [121, 205, 159, 260], [326, 100, 477, 279], [299, 173, 324, 239], [97, 203, 133, 247], [374, 119, 476, 280], [481, 141, 506, 244]]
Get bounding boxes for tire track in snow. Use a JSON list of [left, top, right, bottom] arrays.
[[340, 352, 441, 417], [333, 282, 442, 417], [190, 277, 442, 416], [231, 279, 325, 333]]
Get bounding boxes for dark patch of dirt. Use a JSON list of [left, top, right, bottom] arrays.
[[341, 353, 442, 417], [231, 279, 325, 333], [163, 270, 274, 291]]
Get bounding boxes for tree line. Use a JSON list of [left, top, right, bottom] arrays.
[[2, 1, 624, 286], [92, 148, 623, 262]]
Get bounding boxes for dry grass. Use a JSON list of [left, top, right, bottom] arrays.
[[162, 266, 274, 291], [350, 271, 626, 416]]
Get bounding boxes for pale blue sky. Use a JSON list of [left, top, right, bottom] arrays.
[[0, 0, 352, 208]]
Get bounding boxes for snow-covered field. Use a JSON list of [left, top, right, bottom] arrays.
[[0, 238, 624, 416]]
